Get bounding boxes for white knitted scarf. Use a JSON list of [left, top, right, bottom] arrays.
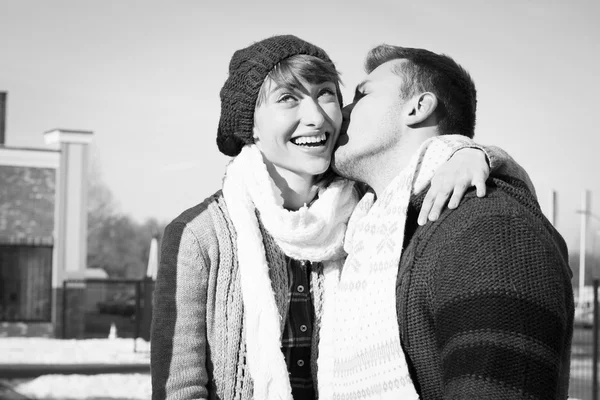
[[318, 135, 475, 400], [222, 145, 358, 400]]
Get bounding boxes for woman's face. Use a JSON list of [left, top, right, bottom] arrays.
[[253, 78, 342, 181]]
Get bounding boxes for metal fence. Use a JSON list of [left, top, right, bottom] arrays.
[[59, 276, 590, 396], [62, 278, 154, 344], [571, 279, 599, 400]]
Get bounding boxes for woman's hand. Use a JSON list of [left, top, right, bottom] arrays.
[[418, 148, 489, 226]]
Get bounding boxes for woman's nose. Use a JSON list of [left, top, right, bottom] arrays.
[[300, 99, 326, 127]]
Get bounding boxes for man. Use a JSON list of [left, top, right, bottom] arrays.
[[329, 45, 573, 399]]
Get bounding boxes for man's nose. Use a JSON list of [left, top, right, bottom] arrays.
[[340, 103, 355, 135], [342, 102, 355, 120]]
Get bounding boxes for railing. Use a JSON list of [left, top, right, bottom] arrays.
[[571, 279, 599, 400], [62, 278, 154, 349]]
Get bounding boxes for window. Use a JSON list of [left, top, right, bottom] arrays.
[[0, 244, 52, 322]]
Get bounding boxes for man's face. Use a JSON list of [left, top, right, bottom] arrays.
[[332, 59, 408, 180]]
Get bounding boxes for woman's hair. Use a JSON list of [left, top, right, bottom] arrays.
[[255, 54, 343, 107], [217, 35, 343, 157]]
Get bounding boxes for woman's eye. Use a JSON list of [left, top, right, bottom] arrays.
[[318, 88, 337, 103], [319, 88, 336, 97], [277, 94, 297, 103]]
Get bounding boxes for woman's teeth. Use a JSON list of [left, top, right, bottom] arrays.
[[292, 133, 328, 146]]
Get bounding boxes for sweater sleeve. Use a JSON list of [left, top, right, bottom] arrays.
[[431, 212, 572, 399], [151, 221, 210, 400]]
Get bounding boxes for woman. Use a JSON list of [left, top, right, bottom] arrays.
[[151, 35, 528, 400]]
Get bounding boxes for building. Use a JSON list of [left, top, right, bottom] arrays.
[[0, 91, 93, 337]]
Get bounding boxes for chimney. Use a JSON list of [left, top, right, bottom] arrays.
[[0, 92, 6, 146]]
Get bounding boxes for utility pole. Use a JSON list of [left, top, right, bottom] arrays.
[[579, 190, 591, 308], [0, 92, 6, 146]]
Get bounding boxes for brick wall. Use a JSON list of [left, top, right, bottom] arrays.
[[0, 165, 55, 244], [53, 286, 86, 339]]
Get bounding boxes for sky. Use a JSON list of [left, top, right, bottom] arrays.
[[0, 0, 599, 253]]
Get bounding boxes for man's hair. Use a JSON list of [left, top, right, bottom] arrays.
[[365, 44, 477, 138], [256, 54, 343, 107]]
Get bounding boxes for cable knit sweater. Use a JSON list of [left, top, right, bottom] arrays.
[[397, 176, 574, 399], [151, 192, 326, 400]]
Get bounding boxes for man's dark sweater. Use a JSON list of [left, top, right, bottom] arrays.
[[397, 176, 574, 399]]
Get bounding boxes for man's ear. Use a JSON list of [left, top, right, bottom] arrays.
[[406, 92, 438, 126]]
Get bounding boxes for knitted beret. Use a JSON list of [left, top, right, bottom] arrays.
[[217, 35, 342, 157]]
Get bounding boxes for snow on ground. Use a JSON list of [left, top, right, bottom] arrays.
[[11, 374, 151, 400], [0, 338, 150, 399], [0, 338, 149, 365], [0, 337, 591, 399]]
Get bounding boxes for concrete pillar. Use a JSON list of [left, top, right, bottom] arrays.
[[44, 129, 93, 337]]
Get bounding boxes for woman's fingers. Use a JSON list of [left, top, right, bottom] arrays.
[[420, 173, 486, 225], [447, 181, 469, 209], [474, 173, 488, 197], [428, 188, 452, 221], [418, 175, 454, 225], [418, 189, 436, 226], [419, 148, 491, 225]]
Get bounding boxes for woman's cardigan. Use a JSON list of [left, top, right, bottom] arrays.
[[151, 191, 326, 400]]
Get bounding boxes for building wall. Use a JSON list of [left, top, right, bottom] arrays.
[[1, 135, 91, 338], [0, 165, 55, 244], [0, 165, 60, 335]]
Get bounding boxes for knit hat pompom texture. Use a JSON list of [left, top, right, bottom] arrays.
[[217, 35, 341, 157]]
